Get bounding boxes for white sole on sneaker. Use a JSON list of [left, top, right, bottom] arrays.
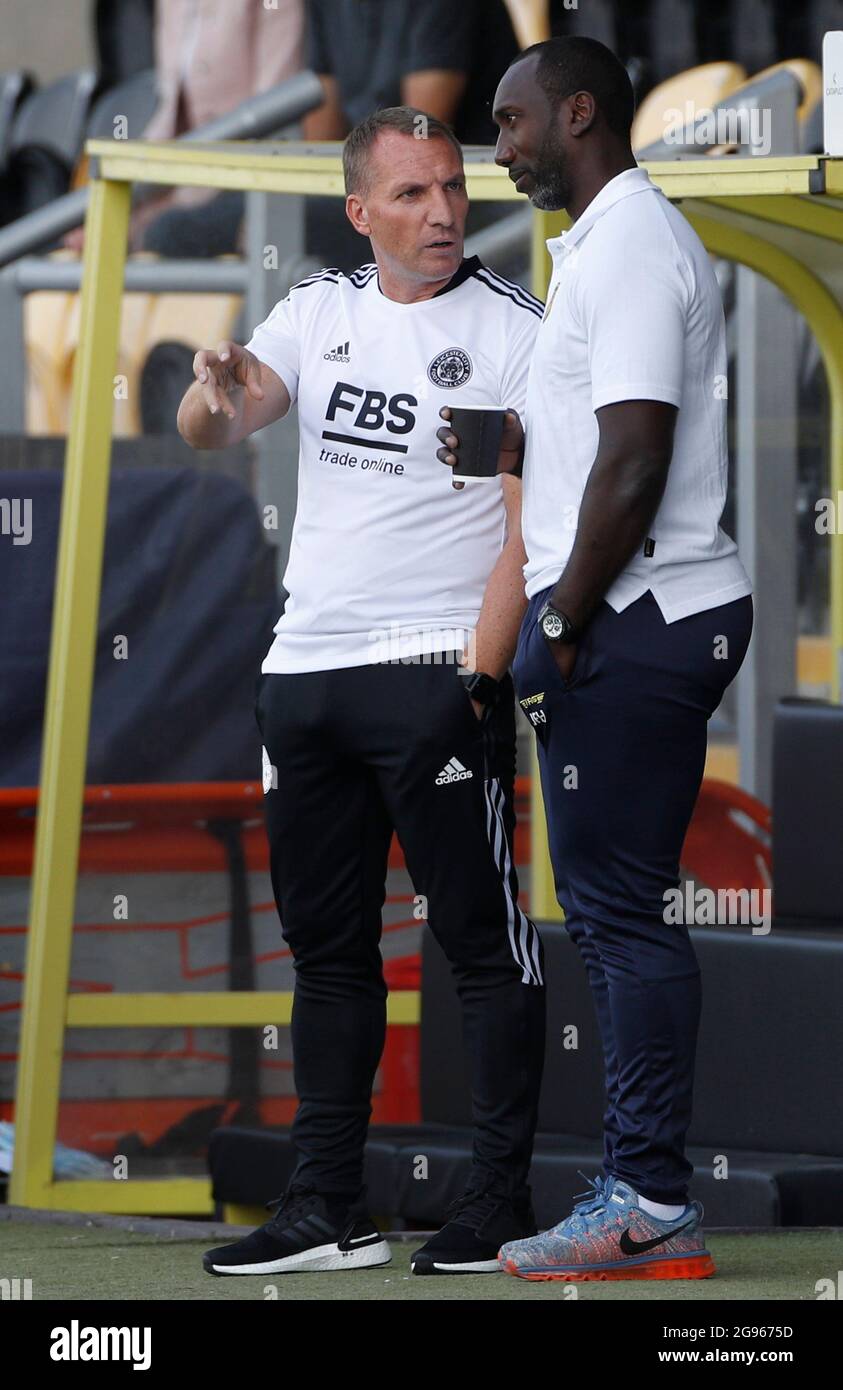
[[412, 1257, 502, 1274], [208, 1237, 392, 1275]]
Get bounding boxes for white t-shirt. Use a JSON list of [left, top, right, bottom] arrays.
[[245, 257, 542, 672], [521, 166, 752, 622]]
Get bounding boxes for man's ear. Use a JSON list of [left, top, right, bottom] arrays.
[[568, 90, 597, 138], [345, 192, 371, 236]]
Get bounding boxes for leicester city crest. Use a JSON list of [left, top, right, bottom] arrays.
[[427, 347, 473, 389]]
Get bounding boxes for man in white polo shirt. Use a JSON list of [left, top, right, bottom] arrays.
[[177, 107, 547, 1278], [486, 36, 753, 1281]]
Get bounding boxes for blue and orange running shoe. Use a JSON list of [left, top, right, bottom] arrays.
[[499, 1174, 716, 1282]]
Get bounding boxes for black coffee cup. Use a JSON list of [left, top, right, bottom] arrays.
[[446, 405, 506, 481]]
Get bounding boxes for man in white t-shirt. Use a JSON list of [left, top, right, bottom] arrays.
[[177, 107, 547, 1277], [465, 37, 752, 1281]]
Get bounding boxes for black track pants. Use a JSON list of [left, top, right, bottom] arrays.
[[255, 658, 547, 1200]]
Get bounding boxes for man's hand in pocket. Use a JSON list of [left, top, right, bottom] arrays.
[[545, 639, 578, 682]]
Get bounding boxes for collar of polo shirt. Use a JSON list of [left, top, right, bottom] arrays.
[[547, 166, 657, 261]]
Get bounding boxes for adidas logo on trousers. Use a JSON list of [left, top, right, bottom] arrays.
[[436, 757, 473, 785]]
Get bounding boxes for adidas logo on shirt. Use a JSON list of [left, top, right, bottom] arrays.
[[435, 756, 473, 786], [324, 340, 351, 362]]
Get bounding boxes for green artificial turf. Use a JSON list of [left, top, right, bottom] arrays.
[[1, 1221, 841, 1300]]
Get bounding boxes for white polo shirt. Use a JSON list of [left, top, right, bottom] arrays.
[[245, 257, 542, 672], [521, 166, 752, 622]]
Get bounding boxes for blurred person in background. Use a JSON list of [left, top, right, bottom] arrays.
[[65, 0, 305, 257], [67, 0, 305, 434], [301, 0, 519, 268], [302, 0, 517, 142]]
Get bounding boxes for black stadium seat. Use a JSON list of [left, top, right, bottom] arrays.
[[0, 69, 34, 172], [641, 0, 700, 87], [3, 68, 98, 221], [778, 0, 843, 69], [83, 68, 158, 145], [560, 0, 620, 51], [0, 69, 34, 227], [773, 699, 843, 931], [728, 0, 780, 76], [208, 922, 843, 1228], [690, 0, 732, 67], [0, 441, 279, 788], [94, 0, 155, 90]]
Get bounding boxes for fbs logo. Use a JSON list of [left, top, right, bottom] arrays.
[[324, 340, 351, 362], [435, 756, 473, 786]]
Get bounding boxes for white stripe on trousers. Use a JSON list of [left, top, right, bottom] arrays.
[[483, 776, 544, 986]]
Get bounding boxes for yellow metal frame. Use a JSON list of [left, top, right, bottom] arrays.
[[10, 142, 843, 1211]]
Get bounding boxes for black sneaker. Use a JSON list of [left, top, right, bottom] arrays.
[[203, 1185, 391, 1276], [410, 1182, 537, 1275]]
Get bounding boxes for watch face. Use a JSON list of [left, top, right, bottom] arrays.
[[541, 610, 566, 641]]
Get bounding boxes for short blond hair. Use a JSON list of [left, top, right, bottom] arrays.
[[342, 106, 464, 196]]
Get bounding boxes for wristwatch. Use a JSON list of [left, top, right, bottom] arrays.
[[538, 601, 577, 644], [459, 669, 501, 707]]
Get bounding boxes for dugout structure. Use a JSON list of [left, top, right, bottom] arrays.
[[10, 141, 843, 1214]]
